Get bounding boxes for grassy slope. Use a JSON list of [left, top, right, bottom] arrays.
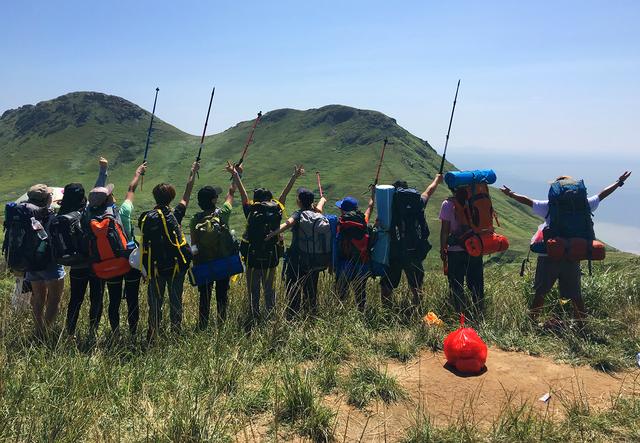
[[0, 92, 540, 261]]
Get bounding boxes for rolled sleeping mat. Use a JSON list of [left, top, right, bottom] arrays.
[[326, 215, 339, 269], [375, 185, 395, 230], [445, 169, 497, 189], [464, 232, 510, 257], [546, 238, 606, 261]]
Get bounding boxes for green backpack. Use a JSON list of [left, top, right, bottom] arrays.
[[191, 211, 237, 264]]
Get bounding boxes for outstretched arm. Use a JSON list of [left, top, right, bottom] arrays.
[[364, 187, 375, 223], [598, 171, 631, 201], [125, 162, 147, 202], [179, 161, 200, 208], [315, 196, 327, 213], [227, 161, 249, 205], [500, 185, 534, 207], [279, 164, 304, 204], [421, 174, 444, 200], [95, 157, 108, 187], [265, 216, 296, 240]]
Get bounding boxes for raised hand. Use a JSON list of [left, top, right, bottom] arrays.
[[225, 161, 236, 175], [99, 157, 108, 168], [618, 171, 632, 185], [500, 185, 513, 197], [136, 162, 147, 176], [294, 164, 305, 177], [435, 173, 444, 184]]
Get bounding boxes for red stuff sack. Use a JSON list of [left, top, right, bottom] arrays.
[[464, 232, 509, 257], [443, 315, 488, 374]]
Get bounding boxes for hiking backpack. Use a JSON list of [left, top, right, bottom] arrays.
[[389, 188, 431, 261], [337, 210, 370, 263], [87, 206, 132, 279], [191, 210, 237, 264], [2, 202, 51, 273], [240, 201, 283, 268], [546, 179, 594, 240], [50, 210, 89, 266], [294, 210, 332, 271], [451, 183, 509, 256], [140, 208, 192, 275]]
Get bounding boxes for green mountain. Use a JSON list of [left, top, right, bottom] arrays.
[[0, 91, 539, 260]]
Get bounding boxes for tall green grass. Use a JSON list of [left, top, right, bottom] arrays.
[[1, 257, 638, 440]]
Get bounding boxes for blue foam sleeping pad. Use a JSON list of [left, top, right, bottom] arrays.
[[445, 169, 497, 189], [370, 185, 395, 271]]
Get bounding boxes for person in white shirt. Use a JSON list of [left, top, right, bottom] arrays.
[[500, 171, 631, 323]]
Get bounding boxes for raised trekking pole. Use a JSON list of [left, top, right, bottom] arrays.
[[141, 87, 160, 190], [439, 79, 461, 175], [366, 137, 392, 194], [316, 171, 324, 198], [195, 86, 216, 179], [230, 111, 262, 179]]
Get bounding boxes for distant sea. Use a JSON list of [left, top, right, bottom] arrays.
[[444, 149, 640, 254]]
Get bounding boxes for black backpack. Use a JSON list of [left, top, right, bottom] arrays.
[[140, 208, 192, 274], [50, 210, 89, 266], [241, 201, 283, 268], [2, 202, 51, 273], [389, 188, 431, 260], [547, 179, 595, 240]]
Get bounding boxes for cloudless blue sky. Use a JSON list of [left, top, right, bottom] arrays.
[[2, 0, 639, 158]]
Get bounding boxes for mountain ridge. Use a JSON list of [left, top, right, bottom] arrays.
[[0, 91, 539, 260]]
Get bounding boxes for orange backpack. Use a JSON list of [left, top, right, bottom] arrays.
[[452, 184, 509, 256], [88, 208, 131, 279]]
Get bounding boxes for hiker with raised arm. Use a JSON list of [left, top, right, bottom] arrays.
[[231, 163, 304, 327], [380, 174, 442, 308], [266, 187, 329, 318], [334, 188, 375, 311], [501, 171, 632, 324], [139, 162, 199, 341], [190, 171, 238, 329], [104, 161, 147, 339]]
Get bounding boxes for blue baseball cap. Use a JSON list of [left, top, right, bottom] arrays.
[[335, 196, 358, 211]]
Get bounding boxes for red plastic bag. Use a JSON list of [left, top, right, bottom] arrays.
[[443, 315, 488, 374]]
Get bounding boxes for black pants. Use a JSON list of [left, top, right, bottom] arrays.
[[197, 278, 230, 329], [285, 263, 320, 318], [106, 268, 142, 335], [335, 261, 369, 311], [447, 251, 484, 319], [66, 267, 105, 335]]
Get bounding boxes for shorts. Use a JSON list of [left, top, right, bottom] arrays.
[[26, 264, 66, 282], [381, 257, 424, 290], [534, 256, 581, 300]]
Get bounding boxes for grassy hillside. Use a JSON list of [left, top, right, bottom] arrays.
[[0, 91, 540, 258]]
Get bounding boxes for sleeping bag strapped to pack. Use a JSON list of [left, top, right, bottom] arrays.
[[294, 210, 332, 271], [544, 179, 604, 261], [389, 188, 431, 261], [337, 210, 370, 263], [241, 200, 283, 269], [443, 314, 488, 374], [140, 208, 192, 276], [2, 202, 51, 273], [447, 170, 509, 257], [50, 210, 89, 266], [88, 206, 131, 279]]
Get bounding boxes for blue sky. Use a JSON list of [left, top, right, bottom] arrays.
[[2, 0, 638, 158]]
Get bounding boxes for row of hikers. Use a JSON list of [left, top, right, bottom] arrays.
[[2, 156, 631, 342]]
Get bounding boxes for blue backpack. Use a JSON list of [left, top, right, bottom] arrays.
[[547, 179, 594, 240]]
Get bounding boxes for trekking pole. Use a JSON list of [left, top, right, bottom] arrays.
[[438, 79, 461, 175], [316, 171, 324, 198], [195, 86, 216, 179], [141, 87, 160, 190], [365, 137, 392, 195], [231, 111, 262, 179]]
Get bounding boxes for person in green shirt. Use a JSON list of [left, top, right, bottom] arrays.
[[104, 161, 146, 338], [190, 177, 237, 329]]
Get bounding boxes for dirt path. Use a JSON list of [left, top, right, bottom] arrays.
[[328, 348, 639, 442], [237, 348, 639, 442]]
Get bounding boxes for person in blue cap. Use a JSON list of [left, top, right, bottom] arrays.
[[334, 190, 375, 311]]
